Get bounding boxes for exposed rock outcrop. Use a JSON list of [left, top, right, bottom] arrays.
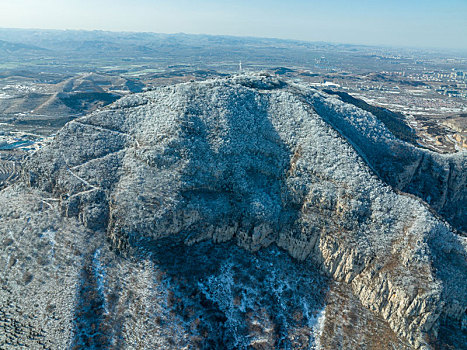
[[2, 73, 466, 349]]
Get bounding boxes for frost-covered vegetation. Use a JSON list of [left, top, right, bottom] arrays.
[[1, 73, 466, 349]]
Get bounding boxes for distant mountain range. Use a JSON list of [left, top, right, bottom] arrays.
[[2, 28, 465, 74], [0, 39, 49, 53]]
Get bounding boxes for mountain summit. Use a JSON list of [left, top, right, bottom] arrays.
[[1, 73, 466, 349]]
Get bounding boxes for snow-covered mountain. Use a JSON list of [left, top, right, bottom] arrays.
[[1, 73, 466, 349]]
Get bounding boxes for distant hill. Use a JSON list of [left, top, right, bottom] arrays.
[[0, 39, 48, 53], [0, 72, 142, 118]]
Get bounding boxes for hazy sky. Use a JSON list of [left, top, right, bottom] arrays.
[[0, 0, 466, 49]]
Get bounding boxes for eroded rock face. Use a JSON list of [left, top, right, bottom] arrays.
[[0, 185, 333, 349], [7, 73, 467, 348]]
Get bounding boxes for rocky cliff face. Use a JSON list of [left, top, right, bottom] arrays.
[[1, 74, 466, 349]]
